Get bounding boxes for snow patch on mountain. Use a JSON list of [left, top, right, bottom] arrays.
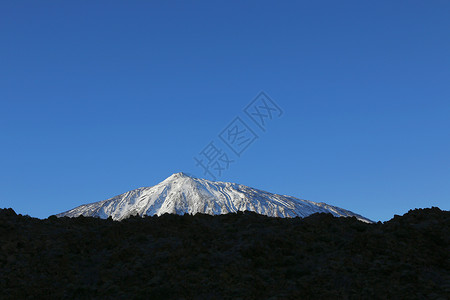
[[57, 172, 372, 223]]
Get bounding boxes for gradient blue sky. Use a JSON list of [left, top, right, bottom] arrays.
[[1, 1, 449, 221]]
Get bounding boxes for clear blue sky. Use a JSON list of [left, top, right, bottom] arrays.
[[1, 1, 449, 221]]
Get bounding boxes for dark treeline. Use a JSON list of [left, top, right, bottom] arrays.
[[1, 207, 449, 299]]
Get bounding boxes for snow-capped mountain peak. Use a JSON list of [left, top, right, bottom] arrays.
[[166, 171, 193, 179], [57, 172, 372, 223]]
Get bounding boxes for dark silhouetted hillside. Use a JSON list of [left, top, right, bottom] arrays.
[[1, 207, 449, 299]]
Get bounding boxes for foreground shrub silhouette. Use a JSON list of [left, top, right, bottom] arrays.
[[0, 208, 449, 299]]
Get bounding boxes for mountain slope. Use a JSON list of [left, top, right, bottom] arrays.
[[57, 172, 372, 222]]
